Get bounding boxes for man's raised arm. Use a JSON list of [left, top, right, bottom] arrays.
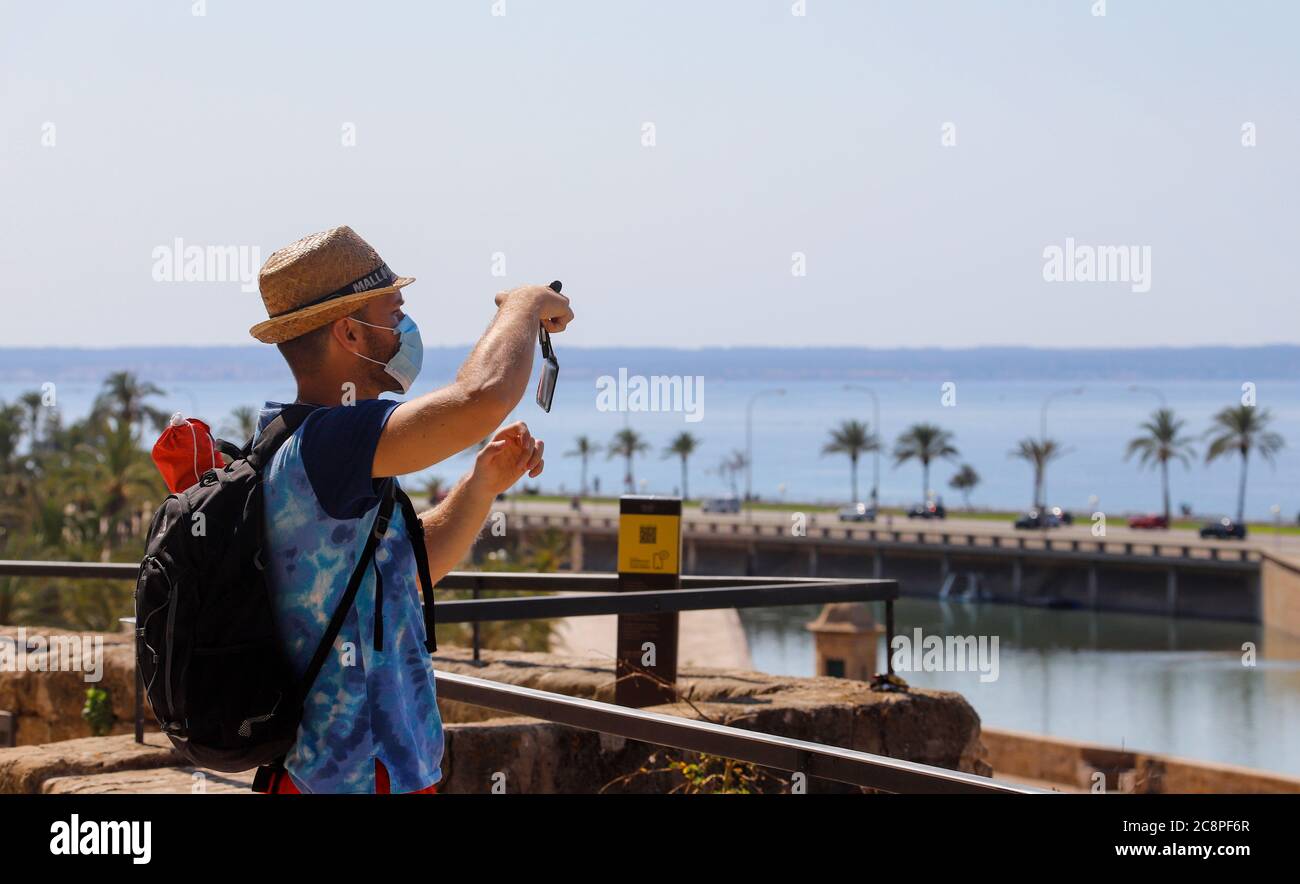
[[371, 284, 573, 478]]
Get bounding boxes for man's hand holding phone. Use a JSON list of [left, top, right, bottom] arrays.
[[495, 283, 573, 332], [492, 281, 568, 411]]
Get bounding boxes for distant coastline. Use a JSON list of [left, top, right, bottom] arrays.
[[2, 345, 1298, 383]]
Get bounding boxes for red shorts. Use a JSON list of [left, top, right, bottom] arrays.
[[265, 758, 438, 794]]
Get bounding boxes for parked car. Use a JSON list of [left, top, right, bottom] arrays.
[[1200, 517, 1246, 540], [701, 496, 741, 514], [1127, 513, 1169, 529], [1014, 509, 1062, 530], [906, 501, 946, 520], [1046, 506, 1074, 525], [838, 502, 877, 522]]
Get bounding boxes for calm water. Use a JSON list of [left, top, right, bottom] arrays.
[[741, 600, 1300, 777], [6, 375, 1299, 520]]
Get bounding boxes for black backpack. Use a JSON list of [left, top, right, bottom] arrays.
[[134, 403, 438, 773]]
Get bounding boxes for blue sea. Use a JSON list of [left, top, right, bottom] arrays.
[[4, 374, 1297, 521]]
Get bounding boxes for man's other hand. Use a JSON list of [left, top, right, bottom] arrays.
[[469, 421, 545, 497]]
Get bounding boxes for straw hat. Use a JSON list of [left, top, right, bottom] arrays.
[[249, 226, 414, 344]]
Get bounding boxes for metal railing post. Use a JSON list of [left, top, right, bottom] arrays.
[[885, 598, 895, 677], [472, 581, 481, 665]]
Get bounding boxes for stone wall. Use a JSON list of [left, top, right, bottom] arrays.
[[431, 647, 988, 792], [0, 642, 990, 793], [1261, 552, 1300, 640], [0, 626, 139, 745], [983, 727, 1300, 794]]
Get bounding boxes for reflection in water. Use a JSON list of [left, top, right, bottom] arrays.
[[739, 599, 1300, 777]]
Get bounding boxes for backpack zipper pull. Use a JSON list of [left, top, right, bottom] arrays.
[[238, 712, 274, 739]]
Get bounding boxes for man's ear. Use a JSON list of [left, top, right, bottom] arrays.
[[329, 316, 357, 351]]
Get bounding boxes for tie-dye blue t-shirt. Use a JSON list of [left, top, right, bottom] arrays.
[[255, 400, 444, 794]]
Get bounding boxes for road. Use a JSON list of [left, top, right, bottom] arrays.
[[498, 498, 1300, 556]]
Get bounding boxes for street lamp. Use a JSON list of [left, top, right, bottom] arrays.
[[843, 384, 881, 509], [1039, 386, 1083, 507], [745, 388, 786, 520], [1128, 384, 1167, 409]]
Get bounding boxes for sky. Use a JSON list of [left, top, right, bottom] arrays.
[[1, 1, 1297, 350]]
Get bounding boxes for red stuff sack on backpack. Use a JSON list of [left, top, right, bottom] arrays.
[[151, 413, 224, 493]]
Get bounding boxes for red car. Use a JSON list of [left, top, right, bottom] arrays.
[[1127, 514, 1169, 529]]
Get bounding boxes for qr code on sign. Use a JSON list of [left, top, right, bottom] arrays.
[[639, 525, 657, 544]]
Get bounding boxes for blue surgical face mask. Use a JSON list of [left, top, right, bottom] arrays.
[[347, 314, 423, 394]]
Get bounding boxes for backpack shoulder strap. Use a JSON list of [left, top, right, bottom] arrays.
[[292, 479, 397, 712], [394, 485, 438, 653], [215, 438, 244, 463], [246, 403, 317, 472]]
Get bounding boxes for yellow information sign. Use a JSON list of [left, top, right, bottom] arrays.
[[617, 513, 681, 574]]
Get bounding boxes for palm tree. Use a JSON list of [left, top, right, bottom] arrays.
[[607, 429, 650, 493], [222, 405, 259, 442], [1125, 408, 1196, 526], [0, 402, 24, 472], [892, 424, 958, 503], [92, 371, 169, 435], [1205, 405, 1285, 523], [713, 450, 749, 497], [821, 420, 881, 504], [948, 464, 980, 511], [1009, 437, 1067, 510], [522, 528, 571, 573], [71, 419, 161, 548], [0, 402, 34, 557], [565, 435, 602, 496], [663, 432, 701, 501], [18, 390, 45, 451]]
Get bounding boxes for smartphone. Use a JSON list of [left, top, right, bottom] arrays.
[[535, 280, 561, 412]]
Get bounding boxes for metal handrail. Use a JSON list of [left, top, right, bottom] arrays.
[[0, 560, 141, 579], [0, 561, 896, 586], [0, 560, 896, 664], [435, 580, 895, 622], [435, 670, 1042, 794]]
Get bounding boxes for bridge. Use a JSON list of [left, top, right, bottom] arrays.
[[497, 502, 1265, 622]]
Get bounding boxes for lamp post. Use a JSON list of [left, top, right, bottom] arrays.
[[843, 384, 881, 509], [1127, 384, 1167, 408], [745, 388, 786, 520], [1039, 386, 1083, 508]]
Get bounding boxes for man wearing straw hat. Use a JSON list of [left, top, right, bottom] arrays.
[[247, 225, 573, 793]]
